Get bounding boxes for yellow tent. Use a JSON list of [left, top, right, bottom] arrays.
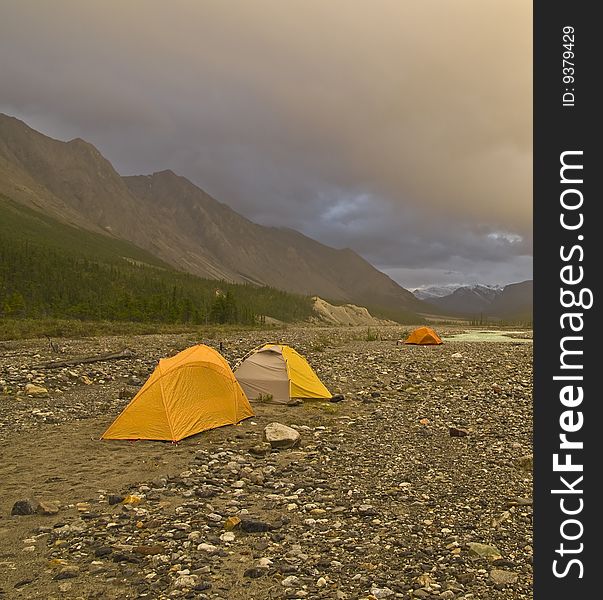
[[234, 343, 331, 403], [404, 326, 443, 345], [102, 345, 253, 442]]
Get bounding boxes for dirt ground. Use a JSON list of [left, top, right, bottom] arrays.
[[0, 326, 533, 599]]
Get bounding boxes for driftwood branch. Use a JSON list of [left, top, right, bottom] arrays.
[[35, 348, 136, 369]]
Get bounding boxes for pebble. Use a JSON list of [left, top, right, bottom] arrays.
[[490, 569, 519, 585], [36, 500, 60, 515], [467, 542, 503, 561], [174, 574, 197, 588], [24, 383, 49, 397], [240, 518, 273, 533], [370, 587, 394, 598], [281, 575, 300, 587], [249, 442, 272, 456], [53, 565, 79, 580]]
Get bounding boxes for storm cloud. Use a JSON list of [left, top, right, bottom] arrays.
[[0, 0, 532, 288]]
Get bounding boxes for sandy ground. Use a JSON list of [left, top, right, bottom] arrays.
[[0, 400, 306, 598]]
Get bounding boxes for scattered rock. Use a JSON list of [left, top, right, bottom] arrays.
[[449, 426, 470, 437], [249, 442, 272, 456], [370, 587, 394, 598], [257, 558, 273, 568], [11, 499, 38, 516], [263, 422, 301, 449], [36, 500, 59, 515], [281, 575, 300, 587], [53, 565, 79, 580], [240, 518, 273, 533], [457, 573, 475, 584], [415, 573, 435, 587], [506, 496, 533, 507], [468, 542, 503, 561], [244, 567, 266, 578], [174, 574, 197, 589], [24, 384, 48, 397], [224, 516, 241, 530], [122, 494, 142, 505], [358, 504, 377, 516], [132, 544, 164, 555], [490, 569, 519, 585], [515, 454, 533, 472], [118, 386, 135, 399]]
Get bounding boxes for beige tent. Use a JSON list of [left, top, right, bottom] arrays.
[[234, 343, 331, 403]]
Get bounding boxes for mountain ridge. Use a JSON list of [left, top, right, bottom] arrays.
[[0, 113, 426, 318], [416, 281, 532, 320], [413, 283, 502, 301]]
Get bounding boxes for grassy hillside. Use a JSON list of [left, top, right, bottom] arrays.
[[0, 194, 314, 326]]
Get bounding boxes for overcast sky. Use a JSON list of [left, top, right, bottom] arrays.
[[0, 0, 532, 289]]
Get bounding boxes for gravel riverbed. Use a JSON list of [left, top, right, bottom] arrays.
[[0, 326, 533, 599]]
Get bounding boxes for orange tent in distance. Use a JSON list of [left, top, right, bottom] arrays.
[[404, 326, 443, 345]]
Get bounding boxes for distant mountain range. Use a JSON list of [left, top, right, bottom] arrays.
[[414, 282, 532, 320], [0, 113, 426, 319], [413, 284, 502, 301], [487, 280, 533, 320]]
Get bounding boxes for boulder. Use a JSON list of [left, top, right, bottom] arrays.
[[263, 422, 301, 449]]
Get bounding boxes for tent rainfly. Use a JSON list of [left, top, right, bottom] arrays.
[[234, 343, 331, 403], [404, 326, 443, 345], [102, 344, 253, 442]]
